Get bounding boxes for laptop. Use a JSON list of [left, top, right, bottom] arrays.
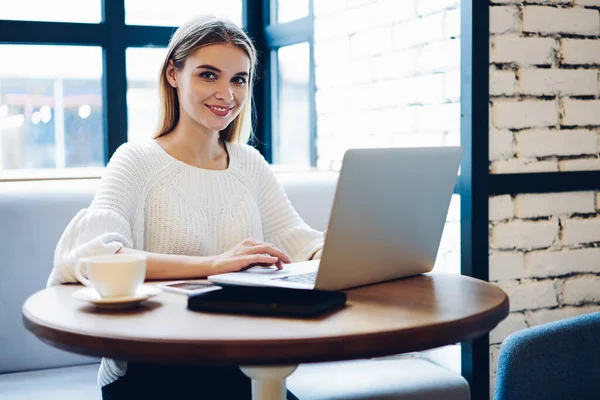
[[208, 146, 463, 291]]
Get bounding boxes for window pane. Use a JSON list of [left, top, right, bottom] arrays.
[[0, 45, 104, 172], [1, 1, 101, 23], [277, 0, 309, 23], [275, 43, 311, 167], [125, 0, 243, 27], [126, 48, 168, 143]]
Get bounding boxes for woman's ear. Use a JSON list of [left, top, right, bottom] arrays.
[[165, 60, 178, 88]]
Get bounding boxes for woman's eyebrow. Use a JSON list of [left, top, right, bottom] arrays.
[[196, 64, 249, 76]]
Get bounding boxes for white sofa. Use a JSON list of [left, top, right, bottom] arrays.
[[0, 172, 469, 400]]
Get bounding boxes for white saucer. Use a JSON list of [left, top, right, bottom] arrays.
[[72, 285, 162, 309]]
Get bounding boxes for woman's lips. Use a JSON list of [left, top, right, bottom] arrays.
[[206, 104, 234, 117]]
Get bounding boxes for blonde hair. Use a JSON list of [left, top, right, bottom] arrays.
[[153, 16, 257, 144]]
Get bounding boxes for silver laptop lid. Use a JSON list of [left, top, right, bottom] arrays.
[[315, 146, 462, 291]]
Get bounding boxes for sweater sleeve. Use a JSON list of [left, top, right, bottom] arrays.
[[47, 143, 144, 287], [251, 149, 324, 262]]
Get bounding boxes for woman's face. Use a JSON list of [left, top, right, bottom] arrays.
[[167, 43, 250, 133]]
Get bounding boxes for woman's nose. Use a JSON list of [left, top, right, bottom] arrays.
[[215, 84, 234, 102]]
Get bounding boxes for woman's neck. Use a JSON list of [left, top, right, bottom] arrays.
[[157, 119, 229, 170]]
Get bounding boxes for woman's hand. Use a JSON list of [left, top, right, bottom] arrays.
[[210, 238, 291, 274]]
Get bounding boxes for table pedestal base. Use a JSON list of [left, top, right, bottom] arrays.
[[240, 365, 298, 400]]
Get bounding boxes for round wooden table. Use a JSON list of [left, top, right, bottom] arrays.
[[23, 273, 508, 400]]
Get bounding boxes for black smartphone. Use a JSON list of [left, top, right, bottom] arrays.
[[187, 285, 347, 317]]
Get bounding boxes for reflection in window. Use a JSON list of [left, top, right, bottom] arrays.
[[275, 43, 311, 167], [277, 0, 309, 23], [0, 1, 101, 23], [125, 0, 243, 27], [0, 45, 104, 171], [126, 48, 169, 143]]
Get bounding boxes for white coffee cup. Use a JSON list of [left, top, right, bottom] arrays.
[[75, 254, 147, 298]]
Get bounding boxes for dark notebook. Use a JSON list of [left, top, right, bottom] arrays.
[[187, 285, 347, 317]]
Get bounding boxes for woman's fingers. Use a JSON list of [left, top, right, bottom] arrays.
[[245, 243, 291, 263]]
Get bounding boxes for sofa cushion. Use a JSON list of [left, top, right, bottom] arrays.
[[287, 359, 470, 400]]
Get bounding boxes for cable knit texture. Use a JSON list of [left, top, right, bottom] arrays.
[[47, 140, 324, 387]]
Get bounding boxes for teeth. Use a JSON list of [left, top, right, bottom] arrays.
[[211, 106, 229, 112]]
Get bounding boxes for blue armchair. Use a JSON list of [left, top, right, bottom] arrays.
[[494, 311, 600, 400]]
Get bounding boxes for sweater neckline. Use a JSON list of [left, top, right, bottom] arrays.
[[151, 140, 235, 173]]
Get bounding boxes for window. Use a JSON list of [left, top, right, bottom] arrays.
[[125, 0, 242, 27], [1, 1, 101, 23], [126, 47, 168, 143], [0, 45, 104, 171], [274, 43, 311, 166]]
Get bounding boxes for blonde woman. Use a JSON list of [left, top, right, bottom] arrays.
[[49, 15, 323, 400]]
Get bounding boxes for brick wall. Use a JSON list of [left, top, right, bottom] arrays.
[[489, 2, 600, 395], [489, 191, 600, 392], [490, 1, 600, 174], [313, 0, 461, 170]]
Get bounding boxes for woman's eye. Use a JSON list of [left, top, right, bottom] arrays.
[[233, 76, 247, 85], [200, 71, 216, 80]]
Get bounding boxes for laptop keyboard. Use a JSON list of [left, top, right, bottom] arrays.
[[274, 271, 317, 284]]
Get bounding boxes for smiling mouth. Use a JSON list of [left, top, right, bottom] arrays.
[[205, 104, 235, 117]]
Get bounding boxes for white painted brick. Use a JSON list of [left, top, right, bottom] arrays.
[[563, 276, 600, 305], [372, 50, 418, 81], [444, 8, 461, 38], [525, 305, 600, 327], [576, 0, 600, 6], [561, 39, 600, 65], [346, 0, 371, 8], [489, 251, 525, 281], [314, 37, 350, 67], [373, 0, 416, 24], [417, 0, 459, 16], [397, 74, 445, 105], [490, 69, 517, 96], [315, 64, 351, 90], [414, 103, 460, 132], [491, 159, 559, 173], [490, 6, 520, 34], [491, 218, 559, 250], [491, 35, 557, 66], [314, 0, 346, 17], [490, 129, 515, 161], [490, 195, 515, 221], [562, 217, 600, 245], [392, 132, 445, 147], [526, 248, 600, 278], [418, 39, 461, 72], [443, 69, 461, 102], [518, 69, 599, 96], [490, 312, 528, 344], [499, 279, 559, 311], [351, 27, 393, 58], [316, 87, 350, 115], [562, 99, 600, 126], [559, 158, 600, 171], [516, 129, 598, 158], [492, 100, 559, 129], [523, 6, 600, 36], [515, 192, 595, 219], [393, 14, 444, 50]]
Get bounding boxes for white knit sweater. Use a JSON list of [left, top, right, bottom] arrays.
[[47, 140, 324, 387]]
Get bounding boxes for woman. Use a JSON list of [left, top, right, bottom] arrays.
[[49, 15, 323, 399]]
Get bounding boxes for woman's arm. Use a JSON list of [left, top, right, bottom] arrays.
[[119, 238, 291, 280], [117, 247, 215, 280]]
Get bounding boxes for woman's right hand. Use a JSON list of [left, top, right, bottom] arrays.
[[210, 238, 291, 274]]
